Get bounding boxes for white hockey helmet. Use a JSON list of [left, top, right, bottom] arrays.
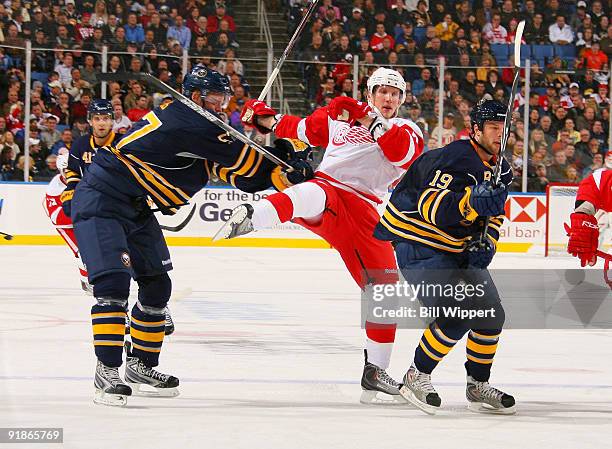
[[367, 67, 407, 106]]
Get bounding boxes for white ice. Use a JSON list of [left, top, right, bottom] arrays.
[[1, 246, 611, 449]]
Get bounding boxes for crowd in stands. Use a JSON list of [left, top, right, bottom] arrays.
[[288, 0, 612, 190], [0, 0, 252, 182], [0, 0, 610, 191]]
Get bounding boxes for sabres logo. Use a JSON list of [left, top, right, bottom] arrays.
[[194, 67, 208, 78], [120, 252, 131, 267]]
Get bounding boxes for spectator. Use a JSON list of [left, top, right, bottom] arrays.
[[482, 13, 507, 44], [548, 145, 569, 182], [528, 163, 550, 192], [80, 55, 99, 87], [91, 0, 109, 25], [524, 13, 548, 44], [591, 120, 608, 150], [207, 5, 236, 34], [36, 154, 59, 182], [370, 23, 395, 52], [435, 14, 459, 42], [127, 95, 151, 122], [549, 15, 573, 45], [147, 13, 168, 44], [50, 92, 72, 127], [429, 112, 457, 149], [50, 129, 73, 155], [582, 153, 604, 178], [55, 53, 75, 88], [10, 155, 34, 181], [346, 8, 366, 39], [167, 16, 191, 48], [0, 147, 14, 180], [124, 12, 145, 43], [580, 41, 609, 71], [112, 102, 132, 134], [412, 0, 431, 27], [40, 116, 61, 150], [72, 118, 90, 140]]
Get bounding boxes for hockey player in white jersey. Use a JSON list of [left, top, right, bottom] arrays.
[[215, 67, 425, 404]]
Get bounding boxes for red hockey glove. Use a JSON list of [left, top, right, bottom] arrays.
[[564, 212, 599, 267], [240, 99, 277, 134], [328, 97, 372, 125]]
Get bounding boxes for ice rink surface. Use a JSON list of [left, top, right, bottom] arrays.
[[1, 245, 611, 449]]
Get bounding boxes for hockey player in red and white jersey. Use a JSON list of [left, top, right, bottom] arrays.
[[566, 154, 612, 266], [43, 148, 92, 293], [214, 67, 425, 404]]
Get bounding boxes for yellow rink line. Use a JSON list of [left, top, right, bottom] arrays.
[[1, 235, 534, 253]]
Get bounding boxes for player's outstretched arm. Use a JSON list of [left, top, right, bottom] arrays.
[[240, 99, 331, 148]]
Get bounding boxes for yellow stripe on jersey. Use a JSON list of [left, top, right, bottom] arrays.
[[430, 189, 450, 225], [65, 169, 80, 183], [383, 208, 465, 248], [379, 217, 465, 253], [458, 187, 479, 222], [60, 190, 74, 202], [125, 153, 190, 202], [387, 203, 464, 243], [218, 144, 248, 181], [417, 188, 437, 219]]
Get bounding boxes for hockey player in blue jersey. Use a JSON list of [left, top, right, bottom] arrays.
[[374, 100, 516, 415], [67, 65, 313, 406], [59, 98, 176, 335]]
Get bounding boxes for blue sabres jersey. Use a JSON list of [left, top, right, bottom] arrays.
[[88, 100, 281, 214], [374, 139, 512, 252], [62, 131, 120, 202]]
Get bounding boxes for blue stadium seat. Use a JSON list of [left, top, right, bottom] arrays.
[[533, 87, 546, 95], [413, 27, 427, 46], [520, 44, 531, 63], [554, 45, 576, 58], [532, 44, 554, 65], [491, 44, 510, 64], [31, 72, 49, 86]]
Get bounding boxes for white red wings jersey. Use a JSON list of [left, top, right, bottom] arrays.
[[577, 168, 612, 212], [43, 174, 72, 228], [274, 107, 424, 203]]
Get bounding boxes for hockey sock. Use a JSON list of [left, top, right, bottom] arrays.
[[252, 197, 286, 229], [465, 329, 500, 382], [129, 302, 166, 367], [365, 321, 396, 369], [92, 303, 127, 368], [413, 321, 464, 374]]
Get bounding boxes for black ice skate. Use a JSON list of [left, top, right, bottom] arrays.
[[93, 360, 132, 407], [211, 204, 254, 241], [164, 307, 175, 335], [466, 375, 516, 414], [360, 350, 406, 405], [124, 341, 179, 397], [399, 364, 442, 415]]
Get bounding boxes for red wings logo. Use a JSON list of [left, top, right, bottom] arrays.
[[331, 124, 375, 146]]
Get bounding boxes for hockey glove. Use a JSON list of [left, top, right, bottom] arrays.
[[240, 99, 277, 134], [465, 236, 496, 269], [462, 182, 508, 220], [328, 97, 372, 125], [274, 138, 312, 161], [270, 159, 314, 191], [565, 212, 599, 267]]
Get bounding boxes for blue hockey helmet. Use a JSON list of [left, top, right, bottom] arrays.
[[183, 64, 231, 109], [469, 100, 507, 132], [87, 98, 114, 121]]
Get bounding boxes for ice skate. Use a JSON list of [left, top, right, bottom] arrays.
[[466, 375, 516, 414], [124, 341, 179, 397], [399, 364, 441, 415], [360, 350, 406, 405], [212, 204, 254, 241], [93, 360, 132, 407], [164, 307, 175, 335]]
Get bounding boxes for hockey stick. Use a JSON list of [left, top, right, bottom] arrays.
[[258, 0, 319, 101], [98, 72, 293, 171], [0, 231, 13, 240], [159, 203, 197, 232], [478, 20, 525, 244]]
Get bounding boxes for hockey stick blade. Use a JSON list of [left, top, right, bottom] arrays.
[[159, 203, 196, 232], [0, 231, 13, 240], [97, 73, 293, 171]]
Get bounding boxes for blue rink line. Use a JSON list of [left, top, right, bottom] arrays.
[[1, 375, 611, 389]]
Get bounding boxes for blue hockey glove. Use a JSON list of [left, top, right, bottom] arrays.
[[284, 158, 314, 185], [466, 236, 496, 269], [467, 181, 508, 217]]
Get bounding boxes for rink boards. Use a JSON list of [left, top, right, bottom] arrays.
[[0, 182, 550, 253]]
